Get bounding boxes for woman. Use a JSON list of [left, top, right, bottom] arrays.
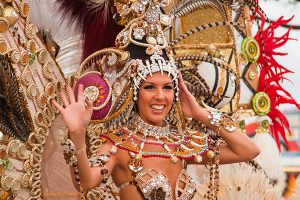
[[52, 70, 259, 200], [51, 0, 259, 199]]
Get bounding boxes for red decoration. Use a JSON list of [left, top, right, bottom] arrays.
[[253, 10, 300, 149]]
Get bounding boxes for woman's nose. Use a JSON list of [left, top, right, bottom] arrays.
[[154, 89, 164, 99]]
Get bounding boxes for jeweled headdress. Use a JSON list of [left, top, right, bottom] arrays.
[[73, 0, 182, 129]]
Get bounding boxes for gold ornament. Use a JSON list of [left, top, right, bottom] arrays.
[[0, 39, 7, 54], [0, 17, 9, 33], [241, 37, 260, 63], [2, 5, 19, 27], [252, 92, 271, 116]]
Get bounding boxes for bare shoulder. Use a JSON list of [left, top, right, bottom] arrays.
[[96, 138, 130, 168]]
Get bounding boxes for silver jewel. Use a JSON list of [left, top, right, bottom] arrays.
[[133, 28, 146, 40], [135, 115, 170, 138], [156, 35, 164, 45], [132, 2, 144, 14], [107, 53, 117, 66]]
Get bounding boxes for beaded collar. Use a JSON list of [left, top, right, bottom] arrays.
[[134, 115, 170, 138], [100, 115, 211, 167]]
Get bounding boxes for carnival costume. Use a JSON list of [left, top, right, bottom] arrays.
[[1, 0, 300, 200], [54, 0, 299, 199], [58, 0, 239, 198]]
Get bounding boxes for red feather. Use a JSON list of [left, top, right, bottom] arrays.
[[252, 10, 300, 149]]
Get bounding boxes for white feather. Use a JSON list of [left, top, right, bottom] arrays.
[[27, 0, 81, 40], [27, 0, 83, 75]]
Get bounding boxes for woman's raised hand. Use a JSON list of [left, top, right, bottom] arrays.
[[52, 84, 93, 138], [178, 73, 201, 119]]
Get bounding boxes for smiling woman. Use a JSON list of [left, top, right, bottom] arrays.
[[50, 0, 260, 199], [137, 72, 175, 126]]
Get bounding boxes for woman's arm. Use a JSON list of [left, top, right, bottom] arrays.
[[178, 74, 260, 164], [69, 141, 116, 190], [52, 85, 117, 190]]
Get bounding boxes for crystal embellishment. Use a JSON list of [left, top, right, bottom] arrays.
[[108, 53, 117, 66], [133, 28, 146, 40], [84, 86, 99, 102], [132, 2, 144, 14]]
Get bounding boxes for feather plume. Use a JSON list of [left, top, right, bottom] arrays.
[[56, 0, 123, 59], [253, 10, 300, 149], [28, 0, 81, 40]]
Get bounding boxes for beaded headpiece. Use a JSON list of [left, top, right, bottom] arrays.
[[75, 0, 180, 125], [131, 53, 179, 101], [113, 0, 179, 101]]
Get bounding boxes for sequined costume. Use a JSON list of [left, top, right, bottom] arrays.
[[1, 0, 298, 199], [119, 168, 196, 200]]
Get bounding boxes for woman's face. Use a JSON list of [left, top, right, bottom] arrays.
[[137, 72, 174, 126]]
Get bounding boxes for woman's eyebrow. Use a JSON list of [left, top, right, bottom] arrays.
[[165, 82, 174, 85], [142, 81, 173, 85], [143, 81, 154, 85]]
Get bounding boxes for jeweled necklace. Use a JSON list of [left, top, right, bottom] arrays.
[[102, 114, 210, 162], [133, 115, 171, 139]]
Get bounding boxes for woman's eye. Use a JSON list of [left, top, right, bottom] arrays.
[[164, 85, 174, 90], [144, 85, 155, 89]]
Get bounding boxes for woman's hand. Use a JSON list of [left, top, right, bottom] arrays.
[[178, 73, 201, 119], [52, 84, 93, 139]]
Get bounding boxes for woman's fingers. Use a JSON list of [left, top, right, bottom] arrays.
[[67, 85, 75, 103], [77, 84, 85, 102], [85, 99, 93, 111], [51, 99, 63, 112], [60, 91, 70, 107], [178, 73, 189, 94]]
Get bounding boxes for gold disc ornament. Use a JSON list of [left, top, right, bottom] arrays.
[[252, 92, 271, 116], [242, 37, 260, 63]]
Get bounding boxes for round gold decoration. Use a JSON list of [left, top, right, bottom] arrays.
[[36, 93, 48, 109], [84, 86, 100, 103], [0, 18, 9, 33], [261, 119, 270, 129], [26, 84, 38, 99], [1, 175, 13, 191], [42, 62, 54, 80], [248, 71, 256, 80], [37, 49, 48, 64], [45, 82, 56, 97], [2, 6, 19, 27], [20, 51, 30, 66], [0, 40, 7, 54], [9, 50, 21, 63], [26, 40, 36, 53], [252, 92, 271, 116], [19, 3, 30, 18], [241, 37, 260, 63], [74, 71, 112, 120]]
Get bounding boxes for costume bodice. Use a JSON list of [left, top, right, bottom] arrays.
[[119, 167, 196, 200]]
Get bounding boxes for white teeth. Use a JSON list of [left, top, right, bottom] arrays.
[[150, 105, 165, 110]]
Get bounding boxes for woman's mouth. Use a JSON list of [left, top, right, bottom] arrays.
[[150, 104, 166, 112]]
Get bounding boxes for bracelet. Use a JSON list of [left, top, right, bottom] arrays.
[[89, 154, 111, 184], [60, 133, 85, 199], [202, 101, 236, 132]]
